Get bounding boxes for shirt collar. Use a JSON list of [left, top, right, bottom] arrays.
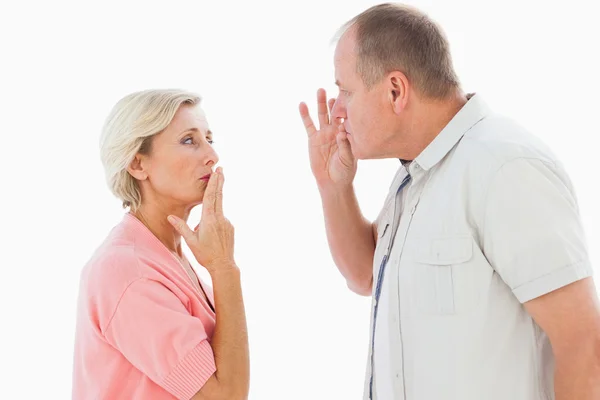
[[413, 93, 491, 172]]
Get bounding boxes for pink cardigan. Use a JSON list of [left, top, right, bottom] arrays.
[[72, 213, 217, 399]]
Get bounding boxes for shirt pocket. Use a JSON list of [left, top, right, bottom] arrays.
[[411, 234, 473, 315]]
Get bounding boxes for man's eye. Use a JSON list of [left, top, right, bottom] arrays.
[[207, 138, 214, 145]]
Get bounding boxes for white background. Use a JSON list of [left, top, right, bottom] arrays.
[[0, 0, 598, 398]]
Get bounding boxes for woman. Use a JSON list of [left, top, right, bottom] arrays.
[[72, 89, 249, 400]]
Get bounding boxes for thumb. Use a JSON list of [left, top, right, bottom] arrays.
[[336, 127, 355, 164], [167, 215, 194, 243]]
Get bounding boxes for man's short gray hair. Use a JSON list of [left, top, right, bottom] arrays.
[[337, 3, 460, 99]]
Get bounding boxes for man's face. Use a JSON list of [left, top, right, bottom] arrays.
[[331, 30, 395, 160]]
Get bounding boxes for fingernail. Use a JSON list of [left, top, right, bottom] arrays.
[[167, 215, 175, 224]]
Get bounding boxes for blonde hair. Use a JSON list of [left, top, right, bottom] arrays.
[[338, 3, 460, 99], [99, 89, 201, 211]]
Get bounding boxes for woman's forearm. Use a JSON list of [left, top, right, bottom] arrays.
[[209, 265, 249, 399]]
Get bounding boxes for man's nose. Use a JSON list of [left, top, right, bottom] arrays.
[[331, 98, 346, 121]]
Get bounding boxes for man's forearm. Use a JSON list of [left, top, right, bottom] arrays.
[[319, 183, 375, 295], [554, 339, 600, 399]]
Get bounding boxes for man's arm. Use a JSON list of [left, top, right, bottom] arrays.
[[480, 157, 598, 398], [299, 90, 378, 296], [524, 277, 600, 399], [320, 184, 377, 296]]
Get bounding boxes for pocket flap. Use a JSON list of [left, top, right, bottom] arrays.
[[415, 234, 473, 265]]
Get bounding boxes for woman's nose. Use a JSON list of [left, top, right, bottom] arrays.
[[204, 147, 219, 167]]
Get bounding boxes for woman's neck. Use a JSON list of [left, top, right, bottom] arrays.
[[130, 204, 189, 257]]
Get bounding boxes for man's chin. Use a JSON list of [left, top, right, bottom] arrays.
[[351, 147, 370, 160], [350, 141, 375, 160], [352, 144, 390, 160]]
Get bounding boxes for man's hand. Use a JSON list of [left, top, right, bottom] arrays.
[[299, 88, 357, 188]]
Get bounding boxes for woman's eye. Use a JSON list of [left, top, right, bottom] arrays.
[[183, 137, 193, 145]]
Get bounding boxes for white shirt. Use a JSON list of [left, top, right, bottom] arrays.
[[374, 162, 411, 400], [364, 94, 592, 400]]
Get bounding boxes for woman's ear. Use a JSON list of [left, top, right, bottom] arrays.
[[127, 153, 148, 181]]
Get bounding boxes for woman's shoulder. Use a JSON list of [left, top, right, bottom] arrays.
[[81, 237, 143, 296], [80, 214, 179, 294], [80, 215, 148, 293]]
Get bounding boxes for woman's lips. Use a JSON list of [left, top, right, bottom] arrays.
[[200, 174, 211, 181]]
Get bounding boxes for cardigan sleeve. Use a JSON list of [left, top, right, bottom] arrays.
[[102, 277, 217, 400]]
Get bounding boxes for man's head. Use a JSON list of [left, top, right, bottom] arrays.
[[331, 3, 461, 160]]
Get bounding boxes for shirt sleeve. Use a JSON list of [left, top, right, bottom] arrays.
[[482, 157, 592, 303], [103, 277, 216, 399]]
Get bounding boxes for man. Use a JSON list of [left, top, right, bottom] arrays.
[[298, 3, 600, 399]]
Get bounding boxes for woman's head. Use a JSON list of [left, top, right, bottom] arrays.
[[100, 89, 218, 212]]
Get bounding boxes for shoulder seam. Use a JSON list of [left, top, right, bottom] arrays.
[[480, 157, 558, 237], [101, 257, 147, 336]]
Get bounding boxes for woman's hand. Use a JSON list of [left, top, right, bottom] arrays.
[[168, 167, 236, 274]]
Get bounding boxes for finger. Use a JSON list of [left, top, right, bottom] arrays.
[[328, 97, 336, 115], [336, 125, 355, 163], [167, 215, 195, 243], [202, 169, 219, 216], [214, 167, 224, 215], [299, 102, 317, 137], [328, 97, 342, 125], [317, 88, 329, 129]]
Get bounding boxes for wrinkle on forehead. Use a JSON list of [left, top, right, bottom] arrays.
[[334, 28, 359, 85], [172, 104, 211, 135], [334, 28, 357, 61]]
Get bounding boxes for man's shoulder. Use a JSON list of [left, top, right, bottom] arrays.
[[456, 113, 561, 175]]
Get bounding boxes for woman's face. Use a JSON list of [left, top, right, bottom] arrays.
[[134, 104, 219, 209]]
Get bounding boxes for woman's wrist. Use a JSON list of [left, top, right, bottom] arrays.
[[206, 261, 239, 277]]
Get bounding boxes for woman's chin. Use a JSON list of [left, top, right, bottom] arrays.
[[178, 187, 206, 208], [191, 191, 206, 206], [189, 197, 203, 207]]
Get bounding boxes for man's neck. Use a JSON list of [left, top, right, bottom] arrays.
[[401, 91, 468, 160]]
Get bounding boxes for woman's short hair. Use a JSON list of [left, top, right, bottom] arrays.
[[100, 89, 201, 211]]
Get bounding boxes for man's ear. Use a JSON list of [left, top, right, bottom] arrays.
[[387, 71, 409, 115], [127, 153, 148, 181]]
